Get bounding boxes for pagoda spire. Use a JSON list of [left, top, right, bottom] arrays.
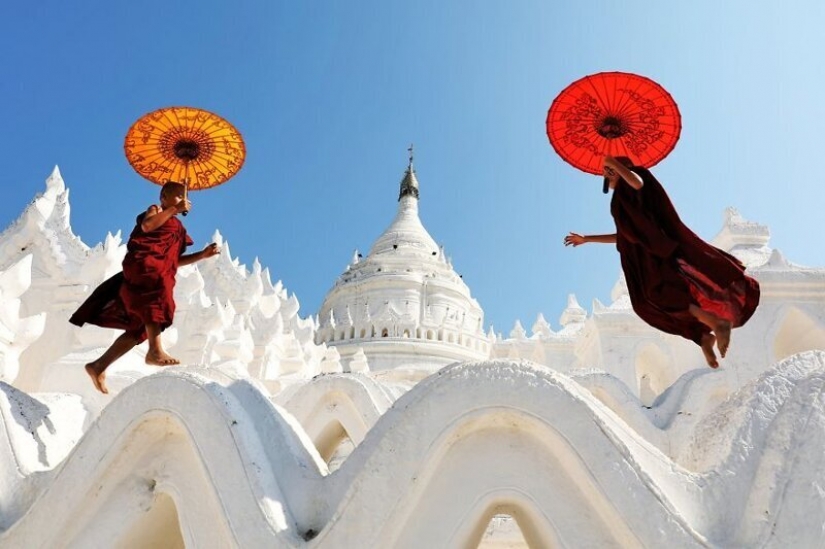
[[398, 143, 420, 201]]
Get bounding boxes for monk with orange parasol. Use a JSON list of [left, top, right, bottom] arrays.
[[549, 72, 759, 368], [70, 106, 246, 393]]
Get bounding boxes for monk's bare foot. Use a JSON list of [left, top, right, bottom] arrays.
[[700, 334, 719, 369], [145, 350, 180, 366], [714, 320, 732, 358], [85, 363, 108, 394]]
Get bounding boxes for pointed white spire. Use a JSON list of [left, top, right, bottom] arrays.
[[712, 206, 770, 251], [438, 245, 447, 264], [324, 309, 336, 329], [349, 347, 370, 373], [261, 267, 275, 292], [766, 248, 789, 269], [218, 239, 234, 266], [103, 230, 123, 251], [531, 313, 552, 338], [351, 249, 361, 265], [509, 320, 527, 340], [282, 293, 300, 319], [611, 272, 629, 302], [46, 165, 65, 194], [365, 150, 437, 258], [320, 346, 342, 374], [560, 294, 587, 326]]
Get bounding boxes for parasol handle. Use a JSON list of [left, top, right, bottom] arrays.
[[181, 178, 189, 216]]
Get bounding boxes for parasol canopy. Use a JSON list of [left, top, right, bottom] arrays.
[[124, 106, 245, 190], [546, 72, 681, 175]]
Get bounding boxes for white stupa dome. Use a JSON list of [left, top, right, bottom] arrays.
[[315, 154, 489, 374]]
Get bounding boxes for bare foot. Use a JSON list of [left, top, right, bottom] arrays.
[[714, 320, 732, 358], [85, 363, 108, 394], [700, 333, 719, 369], [145, 350, 180, 366]]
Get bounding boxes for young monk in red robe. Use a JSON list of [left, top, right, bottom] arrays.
[[564, 156, 760, 368], [70, 182, 220, 393]]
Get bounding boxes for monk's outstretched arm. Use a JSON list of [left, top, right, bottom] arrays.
[[585, 233, 618, 244], [564, 232, 617, 246], [178, 251, 206, 266], [179, 243, 220, 266]]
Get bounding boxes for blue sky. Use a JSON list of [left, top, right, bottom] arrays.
[[1, 1, 823, 334]]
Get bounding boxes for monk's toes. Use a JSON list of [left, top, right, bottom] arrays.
[[85, 364, 108, 394], [701, 350, 719, 368], [703, 353, 719, 369], [700, 335, 719, 368], [715, 323, 732, 357], [146, 353, 180, 366]]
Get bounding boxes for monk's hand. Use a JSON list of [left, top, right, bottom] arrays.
[[201, 242, 220, 258], [174, 199, 192, 215], [603, 155, 618, 176], [564, 232, 587, 247]]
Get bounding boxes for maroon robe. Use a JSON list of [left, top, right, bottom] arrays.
[[70, 211, 193, 343], [610, 166, 760, 345]]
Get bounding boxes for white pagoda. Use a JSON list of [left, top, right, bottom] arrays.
[[0, 162, 823, 548]]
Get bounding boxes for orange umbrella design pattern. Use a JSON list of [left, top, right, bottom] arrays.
[[124, 106, 245, 190]]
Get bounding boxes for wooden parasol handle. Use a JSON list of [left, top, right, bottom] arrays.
[[181, 172, 190, 216]]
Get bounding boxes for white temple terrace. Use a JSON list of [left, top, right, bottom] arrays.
[[0, 163, 824, 547]]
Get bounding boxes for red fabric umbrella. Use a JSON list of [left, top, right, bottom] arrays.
[[546, 72, 681, 175]]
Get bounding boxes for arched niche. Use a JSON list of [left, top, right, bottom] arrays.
[[315, 419, 356, 473], [773, 306, 825, 362], [475, 510, 535, 548], [634, 342, 672, 407], [116, 492, 185, 548]]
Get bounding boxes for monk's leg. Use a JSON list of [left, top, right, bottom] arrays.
[[688, 305, 732, 358], [145, 322, 180, 366], [699, 333, 719, 369], [85, 331, 141, 394]]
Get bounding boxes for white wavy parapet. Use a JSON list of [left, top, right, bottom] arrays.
[[1, 354, 824, 547]]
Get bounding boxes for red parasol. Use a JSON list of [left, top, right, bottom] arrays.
[[546, 72, 681, 175]]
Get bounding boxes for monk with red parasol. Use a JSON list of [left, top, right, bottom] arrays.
[[70, 106, 246, 393], [548, 72, 759, 368]]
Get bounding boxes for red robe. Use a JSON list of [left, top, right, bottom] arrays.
[[70, 211, 193, 343], [610, 166, 760, 345]]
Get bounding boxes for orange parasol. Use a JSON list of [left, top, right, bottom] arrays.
[[546, 72, 681, 175], [124, 106, 245, 211]]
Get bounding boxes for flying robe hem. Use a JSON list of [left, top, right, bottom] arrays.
[[610, 166, 760, 345]]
